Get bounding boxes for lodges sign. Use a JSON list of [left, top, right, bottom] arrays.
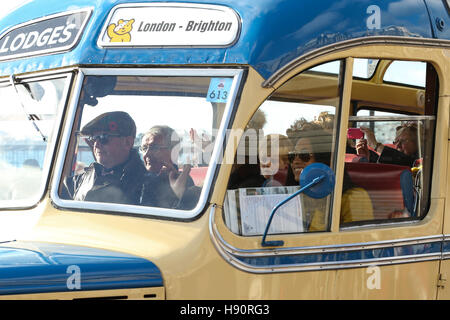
[[0, 9, 91, 62], [98, 3, 241, 47]]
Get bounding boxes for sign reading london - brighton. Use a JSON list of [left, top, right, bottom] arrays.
[[0, 9, 91, 62], [98, 3, 240, 47]]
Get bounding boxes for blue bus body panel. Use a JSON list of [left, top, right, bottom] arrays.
[[0, 0, 448, 79], [0, 241, 163, 295], [425, 0, 450, 38]]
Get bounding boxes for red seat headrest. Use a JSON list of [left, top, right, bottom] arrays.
[[344, 162, 410, 220]]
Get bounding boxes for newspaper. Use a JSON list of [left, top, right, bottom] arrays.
[[224, 186, 304, 236]]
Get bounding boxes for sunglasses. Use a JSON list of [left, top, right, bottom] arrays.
[[84, 133, 122, 145], [288, 151, 312, 163], [139, 144, 171, 154]]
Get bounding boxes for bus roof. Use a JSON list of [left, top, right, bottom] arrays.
[[0, 0, 449, 80]]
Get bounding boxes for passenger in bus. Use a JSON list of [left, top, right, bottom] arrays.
[[258, 134, 293, 187], [140, 125, 200, 210], [289, 130, 374, 231], [227, 110, 268, 189], [61, 111, 147, 205], [358, 123, 420, 167]]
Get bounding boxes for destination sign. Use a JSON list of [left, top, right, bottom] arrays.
[[98, 3, 241, 47], [0, 9, 91, 62]]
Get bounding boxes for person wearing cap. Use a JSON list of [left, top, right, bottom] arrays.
[[62, 111, 147, 205], [139, 125, 200, 210]]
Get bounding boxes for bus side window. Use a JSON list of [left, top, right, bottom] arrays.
[[342, 59, 437, 227], [224, 60, 343, 235]]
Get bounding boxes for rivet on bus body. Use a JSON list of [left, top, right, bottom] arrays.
[[435, 18, 445, 31]]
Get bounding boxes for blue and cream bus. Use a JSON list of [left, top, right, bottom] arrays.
[[0, 0, 449, 299]]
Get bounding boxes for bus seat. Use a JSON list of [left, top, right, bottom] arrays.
[[344, 162, 415, 220]]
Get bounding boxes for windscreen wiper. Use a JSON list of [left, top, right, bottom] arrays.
[[9, 75, 47, 142]]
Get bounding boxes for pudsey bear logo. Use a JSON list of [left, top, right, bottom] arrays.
[[107, 19, 135, 42]]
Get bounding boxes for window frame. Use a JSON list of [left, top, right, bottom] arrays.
[[220, 56, 440, 237], [0, 70, 73, 210], [338, 59, 439, 229], [223, 59, 347, 236], [344, 114, 436, 224], [50, 67, 245, 220]]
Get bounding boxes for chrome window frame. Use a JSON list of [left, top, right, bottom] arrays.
[[0, 70, 74, 210], [50, 67, 244, 220], [209, 204, 443, 273]]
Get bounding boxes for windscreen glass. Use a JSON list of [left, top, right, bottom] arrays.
[[57, 73, 239, 217], [0, 76, 69, 206]]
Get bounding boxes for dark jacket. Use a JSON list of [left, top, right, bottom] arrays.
[[62, 149, 147, 205], [347, 145, 418, 167], [140, 166, 200, 210], [377, 146, 419, 167]]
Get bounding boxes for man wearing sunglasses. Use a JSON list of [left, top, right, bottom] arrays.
[[62, 111, 146, 205]]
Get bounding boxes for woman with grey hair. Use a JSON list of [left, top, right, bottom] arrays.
[[140, 125, 181, 174], [139, 125, 199, 209]]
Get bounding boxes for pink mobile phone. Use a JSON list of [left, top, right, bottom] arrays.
[[347, 128, 364, 139]]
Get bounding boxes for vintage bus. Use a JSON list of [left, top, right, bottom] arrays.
[[0, 0, 449, 300]]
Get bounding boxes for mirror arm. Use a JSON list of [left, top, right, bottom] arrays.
[[261, 175, 325, 247]]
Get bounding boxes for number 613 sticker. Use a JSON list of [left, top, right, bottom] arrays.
[[206, 78, 233, 103]]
